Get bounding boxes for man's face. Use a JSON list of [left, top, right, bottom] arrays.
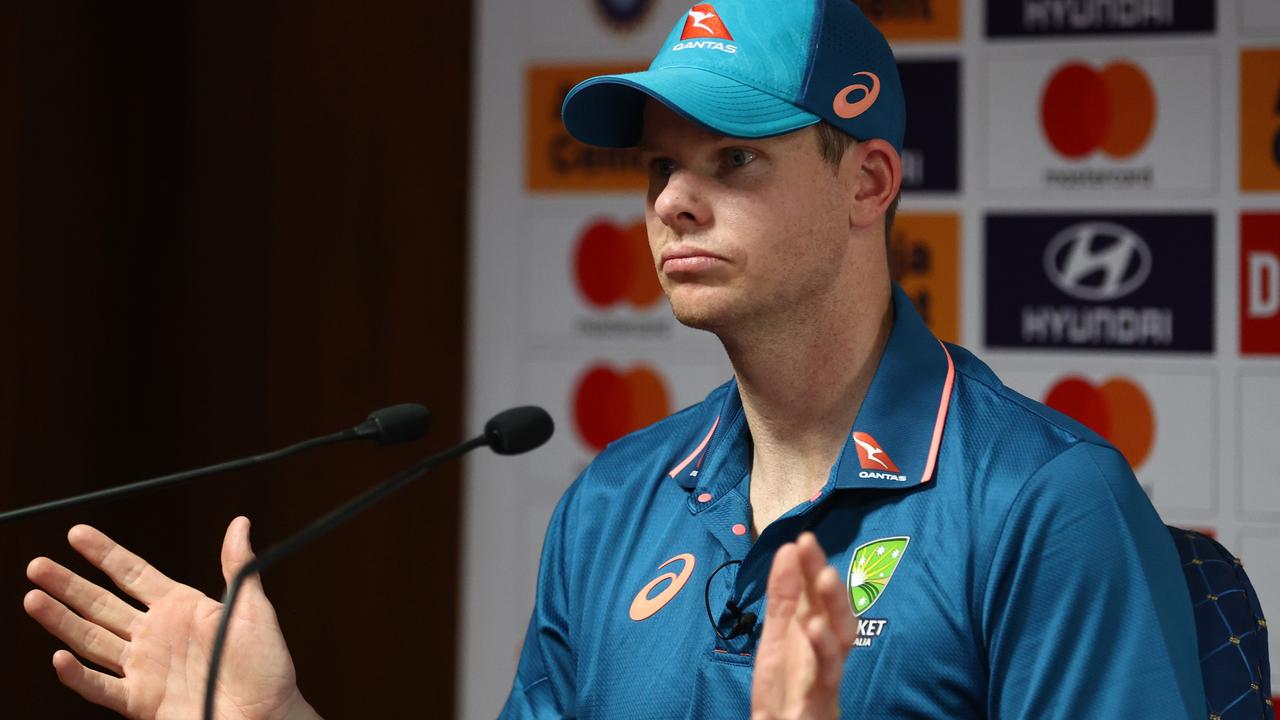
[[637, 102, 855, 334]]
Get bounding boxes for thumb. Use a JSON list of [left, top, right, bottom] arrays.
[[220, 516, 265, 595]]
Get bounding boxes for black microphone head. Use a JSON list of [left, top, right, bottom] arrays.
[[359, 403, 431, 446], [484, 406, 554, 455]]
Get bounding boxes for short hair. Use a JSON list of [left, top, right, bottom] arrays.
[[813, 121, 900, 245]]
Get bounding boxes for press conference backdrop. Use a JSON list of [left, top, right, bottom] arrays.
[[463, 1, 1280, 716]]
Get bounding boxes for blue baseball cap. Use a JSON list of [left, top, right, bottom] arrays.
[[561, 0, 905, 152]]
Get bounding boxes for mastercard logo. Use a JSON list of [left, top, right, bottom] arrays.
[[573, 364, 670, 450], [1044, 376, 1155, 470], [574, 219, 664, 309], [1040, 61, 1156, 160]]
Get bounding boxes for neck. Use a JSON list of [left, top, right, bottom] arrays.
[[721, 284, 893, 523]]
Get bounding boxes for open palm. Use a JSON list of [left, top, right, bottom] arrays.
[[751, 532, 858, 720], [24, 517, 318, 720]]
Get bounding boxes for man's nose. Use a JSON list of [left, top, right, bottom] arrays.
[[653, 171, 711, 234]]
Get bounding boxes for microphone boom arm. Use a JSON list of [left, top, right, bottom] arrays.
[[202, 435, 487, 720]]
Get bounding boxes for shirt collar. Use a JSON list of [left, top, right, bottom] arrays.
[[669, 284, 954, 494]]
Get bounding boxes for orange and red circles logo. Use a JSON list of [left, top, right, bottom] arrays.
[[573, 364, 670, 450], [1040, 61, 1155, 160], [1044, 376, 1155, 470], [575, 219, 664, 309]]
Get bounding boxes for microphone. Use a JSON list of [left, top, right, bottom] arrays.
[[0, 403, 431, 525], [202, 406, 554, 720], [724, 601, 758, 639], [705, 559, 758, 641]]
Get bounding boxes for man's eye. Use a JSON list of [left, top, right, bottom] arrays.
[[651, 158, 676, 176], [725, 148, 756, 167]]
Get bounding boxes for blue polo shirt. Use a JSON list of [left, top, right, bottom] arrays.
[[501, 286, 1205, 719]]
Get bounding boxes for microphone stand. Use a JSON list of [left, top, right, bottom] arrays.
[[201, 436, 487, 720], [0, 434, 347, 525], [0, 403, 429, 526]]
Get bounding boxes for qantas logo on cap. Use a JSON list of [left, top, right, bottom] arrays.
[[833, 72, 881, 119], [673, 3, 738, 53], [681, 4, 733, 39], [853, 432, 907, 482]]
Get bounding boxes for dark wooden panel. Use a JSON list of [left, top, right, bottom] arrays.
[[0, 2, 469, 717]]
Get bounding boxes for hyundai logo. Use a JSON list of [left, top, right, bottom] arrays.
[[1043, 222, 1153, 301]]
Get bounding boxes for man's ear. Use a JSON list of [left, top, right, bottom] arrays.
[[844, 139, 901, 230]]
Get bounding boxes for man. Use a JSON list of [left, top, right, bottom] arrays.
[[22, 1, 1203, 719], [500, 0, 1204, 718]]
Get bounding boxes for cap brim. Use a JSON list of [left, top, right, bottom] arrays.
[[562, 67, 820, 148]]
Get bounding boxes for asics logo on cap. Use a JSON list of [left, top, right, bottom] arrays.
[[833, 72, 881, 120], [680, 3, 734, 40]]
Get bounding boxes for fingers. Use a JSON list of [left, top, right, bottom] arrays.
[[752, 542, 803, 713], [795, 533, 856, 698], [760, 542, 803, 636], [26, 556, 141, 640], [68, 524, 177, 607], [50, 649, 129, 716], [221, 516, 259, 586], [24, 589, 127, 675], [798, 533, 858, 646]]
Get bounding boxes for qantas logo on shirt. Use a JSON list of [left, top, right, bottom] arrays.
[[629, 553, 697, 621], [852, 432, 907, 482], [672, 4, 738, 53]]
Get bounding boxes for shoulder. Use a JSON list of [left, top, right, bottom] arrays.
[[937, 344, 1153, 525]]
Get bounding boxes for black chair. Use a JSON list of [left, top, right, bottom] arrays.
[[1168, 527, 1273, 719]]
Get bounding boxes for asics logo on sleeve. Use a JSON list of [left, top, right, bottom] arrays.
[[833, 72, 880, 119], [629, 553, 697, 621]]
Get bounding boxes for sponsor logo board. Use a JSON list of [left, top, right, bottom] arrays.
[[1241, 0, 1280, 35], [525, 214, 714, 341], [854, 0, 961, 40], [1044, 375, 1154, 469], [592, 0, 656, 32], [985, 53, 1215, 192], [525, 0, 676, 56], [898, 61, 960, 192], [984, 213, 1214, 352], [1240, 375, 1280, 517], [1000, 368, 1216, 513], [574, 363, 671, 451], [890, 212, 960, 343], [521, 355, 731, 476], [986, 0, 1215, 37], [1240, 50, 1280, 192], [1241, 214, 1280, 356], [527, 64, 647, 191]]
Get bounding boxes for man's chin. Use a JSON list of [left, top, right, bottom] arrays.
[[669, 300, 734, 333]]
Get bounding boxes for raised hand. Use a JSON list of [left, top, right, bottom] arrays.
[[23, 517, 320, 720], [751, 532, 858, 720]]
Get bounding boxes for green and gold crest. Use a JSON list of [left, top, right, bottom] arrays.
[[846, 536, 910, 615]]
